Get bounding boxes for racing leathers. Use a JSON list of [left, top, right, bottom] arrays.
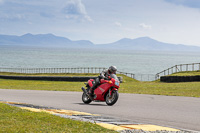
[[89, 70, 111, 96]]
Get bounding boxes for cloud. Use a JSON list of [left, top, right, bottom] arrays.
[[164, 0, 200, 9], [0, 1, 46, 21], [114, 22, 122, 27], [40, 12, 54, 18], [62, 0, 92, 22], [0, 12, 26, 21], [0, 0, 92, 23], [139, 23, 152, 30]]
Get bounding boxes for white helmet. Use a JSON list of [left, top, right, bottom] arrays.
[[108, 66, 117, 74]]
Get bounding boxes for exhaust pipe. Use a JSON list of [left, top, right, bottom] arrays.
[[82, 87, 94, 100], [81, 87, 87, 94]]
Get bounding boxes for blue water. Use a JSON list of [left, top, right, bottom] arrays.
[[1, 45, 200, 75]]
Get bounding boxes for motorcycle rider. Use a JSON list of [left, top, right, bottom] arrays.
[[89, 66, 117, 97]]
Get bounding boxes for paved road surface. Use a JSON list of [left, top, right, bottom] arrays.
[[0, 89, 199, 131]]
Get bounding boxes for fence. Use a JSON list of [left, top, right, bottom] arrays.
[[117, 71, 135, 79], [134, 74, 157, 81], [0, 67, 154, 81], [0, 67, 157, 81], [0, 67, 107, 74], [156, 63, 200, 79]]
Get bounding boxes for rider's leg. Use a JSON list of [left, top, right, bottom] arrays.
[[89, 77, 100, 95]]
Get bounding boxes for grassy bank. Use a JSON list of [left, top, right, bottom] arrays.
[[0, 72, 200, 97], [169, 70, 200, 76], [0, 102, 116, 133]]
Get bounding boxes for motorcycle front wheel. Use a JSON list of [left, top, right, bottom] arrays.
[[82, 93, 92, 104], [105, 90, 119, 106]]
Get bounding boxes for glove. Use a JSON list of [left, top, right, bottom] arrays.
[[104, 77, 108, 80], [99, 75, 105, 79]]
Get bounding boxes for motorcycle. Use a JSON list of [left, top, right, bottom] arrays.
[[81, 74, 120, 106]]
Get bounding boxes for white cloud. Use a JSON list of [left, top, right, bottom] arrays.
[[139, 23, 152, 30], [0, 0, 92, 22], [0, 13, 26, 21], [1, 0, 200, 46], [114, 22, 122, 27], [62, 0, 92, 22]]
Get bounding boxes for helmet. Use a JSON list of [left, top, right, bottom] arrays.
[[108, 66, 117, 74]]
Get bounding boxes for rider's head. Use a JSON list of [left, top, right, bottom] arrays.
[[108, 66, 117, 74]]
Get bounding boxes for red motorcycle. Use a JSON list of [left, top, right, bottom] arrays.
[[81, 74, 120, 106]]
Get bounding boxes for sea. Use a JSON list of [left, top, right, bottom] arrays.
[[1, 45, 200, 81]]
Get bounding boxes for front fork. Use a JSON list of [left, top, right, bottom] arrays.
[[109, 88, 118, 98]]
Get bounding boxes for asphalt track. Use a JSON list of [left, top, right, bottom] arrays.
[[0, 89, 200, 132]]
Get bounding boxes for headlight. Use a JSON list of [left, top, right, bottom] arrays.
[[115, 81, 119, 86]]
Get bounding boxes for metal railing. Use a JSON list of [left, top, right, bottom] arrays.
[[117, 71, 135, 79], [134, 74, 157, 81], [0, 67, 157, 81], [0, 67, 107, 74], [156, 63, 200, 79]]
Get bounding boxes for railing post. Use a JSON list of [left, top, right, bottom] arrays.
[[193, 63, 194, 71], [186, 64, 188, 71], [157, 74, 159, 80], [199, 63, 200, 71], [175, 65, 177, 73], [180, 64, 182, 72]]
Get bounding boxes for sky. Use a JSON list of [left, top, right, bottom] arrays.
[[1, 0, 200, 46]]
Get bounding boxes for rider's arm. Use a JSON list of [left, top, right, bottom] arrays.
[[100, 70, 106, 78]]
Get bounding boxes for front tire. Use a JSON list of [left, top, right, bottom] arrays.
[[82, 93, 92, 104], [105, 90, 119, 106]]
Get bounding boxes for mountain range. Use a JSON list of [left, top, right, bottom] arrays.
[[0, 33, 200, 51]]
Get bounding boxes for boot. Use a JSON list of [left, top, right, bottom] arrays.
[[87, 86, 95, 100], [89, 86, 95, 97], [89, 78, 99, 97]]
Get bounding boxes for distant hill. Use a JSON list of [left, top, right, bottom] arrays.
[[0, 33, 93, 48], [1, 33, 200, 51], [99, 37, 200, 51]]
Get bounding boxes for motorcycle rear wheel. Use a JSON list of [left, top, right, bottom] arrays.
[[105, 90, 119, 106], [82, 93, 92, 104]]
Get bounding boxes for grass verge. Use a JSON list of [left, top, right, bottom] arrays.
[[0, 72, 200, 97], [0, 102, 116, 133], [169, 70, 200, 76]]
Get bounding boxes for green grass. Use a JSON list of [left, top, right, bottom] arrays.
[[0, 102, 117, 133], [0, 72, 199, 132], [0, 72, 200, 97], [119, 75, 200, 97], [0, 72, 96, 91], [120, 80, 200, 97], [0, 78, 84, 91], [169, 70, 200, 76]]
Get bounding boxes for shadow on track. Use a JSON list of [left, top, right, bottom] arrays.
[[74, 103, 107, 106]]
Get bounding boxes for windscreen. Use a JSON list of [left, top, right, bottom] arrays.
[[110, 74, 119, 81]]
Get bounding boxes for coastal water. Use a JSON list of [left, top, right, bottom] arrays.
[[1, 45, 200, 76]]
